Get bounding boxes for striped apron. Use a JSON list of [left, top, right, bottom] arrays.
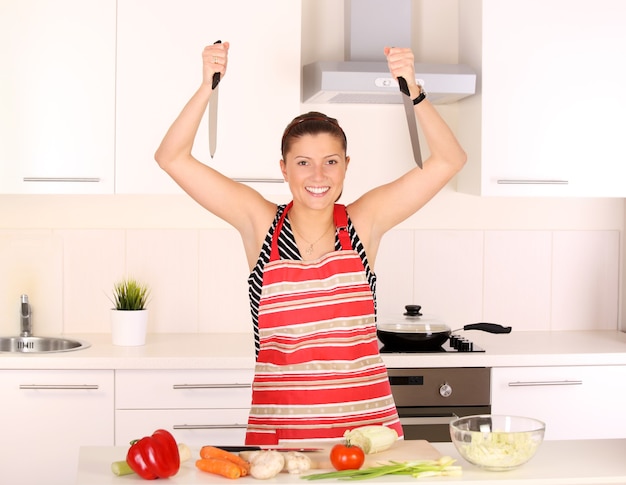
[[245, 202, 403, 445]]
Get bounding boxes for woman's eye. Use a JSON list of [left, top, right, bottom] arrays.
[[327, 159, 338, 165], [296, 160, 308, 166]]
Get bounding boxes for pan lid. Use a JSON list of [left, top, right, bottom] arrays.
[[377, 304, 450, 333]]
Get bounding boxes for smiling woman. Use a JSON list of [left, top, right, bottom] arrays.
[[279, 113, 350, 240], [154, 41, 466, 445]]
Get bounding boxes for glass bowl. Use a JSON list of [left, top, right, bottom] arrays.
[[449, 415, 545, 471]]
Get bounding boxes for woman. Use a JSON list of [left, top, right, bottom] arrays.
[[155, 42, 466, 445]]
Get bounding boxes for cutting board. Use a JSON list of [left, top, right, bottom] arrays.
[[309, 440, 441, 469], [250, 440, 441, 470]]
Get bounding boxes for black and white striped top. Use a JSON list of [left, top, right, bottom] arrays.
[[247, 204, 377, 357]]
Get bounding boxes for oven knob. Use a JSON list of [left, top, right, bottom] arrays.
[[459, 340, 473, 352], [439, 382, 453, 398]]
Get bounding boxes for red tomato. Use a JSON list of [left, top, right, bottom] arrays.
[[330, 444, 365, 471]]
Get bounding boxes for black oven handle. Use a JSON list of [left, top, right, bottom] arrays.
[[399, 415, 458, 426]]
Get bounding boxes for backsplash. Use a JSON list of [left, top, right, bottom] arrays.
[[0, 228, 619, 337]]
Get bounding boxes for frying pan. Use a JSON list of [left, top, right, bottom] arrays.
[[377, 305, 511, 351]]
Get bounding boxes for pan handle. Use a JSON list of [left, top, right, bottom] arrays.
[[459, 323, 512, 334]]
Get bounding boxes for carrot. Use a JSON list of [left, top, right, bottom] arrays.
[[199, 446, 250, 476], [195, 458, 242, 479]]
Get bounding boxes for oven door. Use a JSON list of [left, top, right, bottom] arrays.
[[388, 367, 491, 442], [398, 405, 491, 442]]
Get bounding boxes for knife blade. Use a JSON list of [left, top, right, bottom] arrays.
[[398, 76, 422, 169], [209, 40, 222, 158]]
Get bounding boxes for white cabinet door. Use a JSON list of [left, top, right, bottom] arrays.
[[115, 369, 253, 446], [0, 0, 115, 194], [457, 0, 626, 197], [491, 366, 626, 440], [116, 409, 250, 447], [0, 370, 114, 485], [115, 0, 301, 194]]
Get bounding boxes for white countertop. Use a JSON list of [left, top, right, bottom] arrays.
[[2, 330, 626, 370], [76, 440, 626, 484]]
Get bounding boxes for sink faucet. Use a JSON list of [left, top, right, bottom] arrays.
[[20, 294, 32, 337]]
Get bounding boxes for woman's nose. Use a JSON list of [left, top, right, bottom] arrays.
[[312, 163, 325, 179]]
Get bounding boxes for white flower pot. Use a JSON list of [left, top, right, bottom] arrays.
[[110, 309, 148, 346]]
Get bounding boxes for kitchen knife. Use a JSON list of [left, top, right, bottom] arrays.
[[209, 40, 222, 158], [398, 76, 423, 169], [215, 446, 324, 452]]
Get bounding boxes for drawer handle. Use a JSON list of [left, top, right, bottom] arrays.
[[19, 384, 99, 390], [400, 415, 458, 426], [173, 383, 251, 390], [496, 179, 568, 185], [508, 380, 583, 387], [23, 177, 101, 183], [173, 424, 248, 430]]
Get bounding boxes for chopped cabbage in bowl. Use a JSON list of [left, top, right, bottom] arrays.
[[450, 415, 545, 471]]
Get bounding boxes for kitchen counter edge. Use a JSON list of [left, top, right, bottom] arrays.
[[76, 440, 626, 484], [2, 330, 626, 370]]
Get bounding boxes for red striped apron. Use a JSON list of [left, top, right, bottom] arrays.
[[245, 202, 403, 445]]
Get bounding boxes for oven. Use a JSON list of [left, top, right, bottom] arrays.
[[388, 367, 491, 442]]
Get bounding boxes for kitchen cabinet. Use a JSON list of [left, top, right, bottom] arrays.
[[0, 370, 114, 485], [491, 366, 626, 440], [456, 0, 626, 197], [115, 369, 253, 446], [0, 0, 115, 194], [114, 0, 301, 194]]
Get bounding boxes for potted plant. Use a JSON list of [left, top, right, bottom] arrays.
[[109, 278, 150, 346]]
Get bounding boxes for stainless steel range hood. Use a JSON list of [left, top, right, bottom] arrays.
[[302, 0, 476, 105]]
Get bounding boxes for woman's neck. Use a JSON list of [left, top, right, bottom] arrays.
[[288, 204, 334, 233], [288, 203, 336, 259]]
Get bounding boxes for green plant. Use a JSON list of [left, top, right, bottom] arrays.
[[111, 278, 150, 311]]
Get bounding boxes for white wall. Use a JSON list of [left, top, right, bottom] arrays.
[[0, 0, 623, 336]]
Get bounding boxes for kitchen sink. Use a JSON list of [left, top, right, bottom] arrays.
[[0, 336, 91, 353]]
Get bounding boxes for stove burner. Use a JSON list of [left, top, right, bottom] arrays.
[[379, 334, 485, 353]]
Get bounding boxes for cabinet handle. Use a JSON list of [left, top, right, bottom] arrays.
[[19, 384, 99, 390], [173, 424, 248, 430], [173, 383, 251, 390], [400, 415, 458, 426], [231, 178, 284, 184], [23, 177, 101, 183], [508, 380, 582, 387], [496, 179, 568, 185]]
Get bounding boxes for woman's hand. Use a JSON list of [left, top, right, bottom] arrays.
[[384, 47, 421, 99], [202, 41, 230, 88]]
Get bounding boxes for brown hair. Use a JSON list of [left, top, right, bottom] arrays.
[[280, 112, 347, 158]]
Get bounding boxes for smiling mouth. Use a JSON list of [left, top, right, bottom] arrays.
[[306, 186, 330, 195]]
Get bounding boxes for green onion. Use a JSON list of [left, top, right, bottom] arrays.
[[111, 460, 134, 476], [301, 457, 462, 481]]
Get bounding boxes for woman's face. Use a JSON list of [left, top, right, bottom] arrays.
[[280, 133, 349, 209]]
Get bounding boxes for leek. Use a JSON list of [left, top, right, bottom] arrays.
[[301, 456, 462, 481]]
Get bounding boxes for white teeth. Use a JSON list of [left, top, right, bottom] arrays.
[[306, 186, 329, 194]]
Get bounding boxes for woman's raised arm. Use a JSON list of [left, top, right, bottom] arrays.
[[348, 47, 467, 266], [154, 43, 276, 265]]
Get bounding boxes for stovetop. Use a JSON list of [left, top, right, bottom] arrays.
[[379, 334, 485, 353]]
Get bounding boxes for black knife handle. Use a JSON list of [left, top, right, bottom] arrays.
[[398, 76, 410, 97], [212, 40, 222, 90], [214, 446, 261, 452]]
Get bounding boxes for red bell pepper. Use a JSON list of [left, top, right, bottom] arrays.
[[126, 429, 180, 480]]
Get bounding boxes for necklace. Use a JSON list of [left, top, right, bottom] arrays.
[[291, 219, 335, 256]]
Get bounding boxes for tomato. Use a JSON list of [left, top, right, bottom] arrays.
[[330, 444, 365, 471]]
